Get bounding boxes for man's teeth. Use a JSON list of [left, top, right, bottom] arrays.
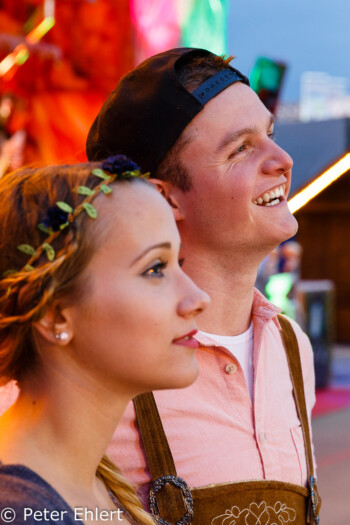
[[266, 198, 280, 207], [254, 185, 285, 206]]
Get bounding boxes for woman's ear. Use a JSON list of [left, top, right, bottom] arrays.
[[33, 302, 72, 346], [148, 179, 185, 222]]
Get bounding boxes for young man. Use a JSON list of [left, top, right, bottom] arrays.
[[89, 48, 319, 524]]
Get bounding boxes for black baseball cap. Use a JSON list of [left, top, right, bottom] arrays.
[[86, 47, 249, 172]]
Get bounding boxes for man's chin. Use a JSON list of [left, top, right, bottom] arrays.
[[280, 214, 299, 242], [258, 216, 299, 257]]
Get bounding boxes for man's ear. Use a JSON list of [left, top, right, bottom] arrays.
[[32, 302, 72, 346], [148, 179, 185, 221]]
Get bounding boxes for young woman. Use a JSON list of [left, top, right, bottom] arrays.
[[0, 155, 209, 524]]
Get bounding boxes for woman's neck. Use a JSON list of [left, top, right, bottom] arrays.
[[0, 362, 128, 494]]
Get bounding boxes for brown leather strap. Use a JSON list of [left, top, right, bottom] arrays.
[[277, 314, 315, 479], [133, 391, 177, 480], [133, 392, 186, 520]]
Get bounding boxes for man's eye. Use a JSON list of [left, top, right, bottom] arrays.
[[142, 261, 168, 278], [229, 144, 247, 158], [178, 257, 185, 267], [268, 131, 277, 141]]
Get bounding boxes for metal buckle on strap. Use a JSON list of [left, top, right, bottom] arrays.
[[149, 475, 194, 525], [308, 475, 320, 524]]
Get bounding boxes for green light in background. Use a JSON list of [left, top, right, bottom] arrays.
[[180, 0, 229, 56], [250, 57, 285, 92], [249, 56, 286, 114], [265, 272, 295, 319]]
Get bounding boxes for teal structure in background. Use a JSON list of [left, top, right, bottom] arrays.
[[181, 0, 229, 55]]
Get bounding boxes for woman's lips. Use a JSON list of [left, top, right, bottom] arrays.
[[172, 330, 199, 349]]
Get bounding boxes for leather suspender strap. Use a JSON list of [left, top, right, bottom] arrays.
[[133, 392, 188, 521], [278, 315, 320, 524], [277, 315, 314, 478], [133, 392, 177, 480]]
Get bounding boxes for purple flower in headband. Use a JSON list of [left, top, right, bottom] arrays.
[[102, 154, 140, 175], [42, 206, 69, 232]]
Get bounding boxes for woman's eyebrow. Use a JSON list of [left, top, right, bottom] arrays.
[[130, 242, 171, 266]]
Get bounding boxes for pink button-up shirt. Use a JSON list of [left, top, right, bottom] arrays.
[[0, 290, 316, 496], [107, 290, 316, 496]]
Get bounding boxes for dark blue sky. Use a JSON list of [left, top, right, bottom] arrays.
[[228, 0, 349, 102]]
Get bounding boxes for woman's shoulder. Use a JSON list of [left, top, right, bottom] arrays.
[[0, 464, 76, 524]]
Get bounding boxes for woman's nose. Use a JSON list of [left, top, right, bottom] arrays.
[[177, 275, 210, 318]]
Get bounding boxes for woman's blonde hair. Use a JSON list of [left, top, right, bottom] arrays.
[[0, 161, 154, 524], [97, 455, 155, 525]]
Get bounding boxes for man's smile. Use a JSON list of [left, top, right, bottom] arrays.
[[254, 183, 287, 207]]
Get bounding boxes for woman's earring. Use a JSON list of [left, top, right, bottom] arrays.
[[55, 332, 69, 342]]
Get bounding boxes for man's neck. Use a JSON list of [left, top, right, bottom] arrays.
[[181, 246, 260, 336]]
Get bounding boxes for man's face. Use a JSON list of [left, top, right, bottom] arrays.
[[174, 82, 298, 259]]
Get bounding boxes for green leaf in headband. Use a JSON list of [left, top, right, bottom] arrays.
[[125, 170, 141, 178], [82, 202, 98, 219], [37, 223, 52, 234], [24, 264, 34, 272], [42, 243, 55, 261], [17, 244, 37, 256], [76, 186, 95, 196], [56, 201, 73, 214], [59, 221, 70, 230], [91, 168, 112, 181], [100, 184, 112, 194]]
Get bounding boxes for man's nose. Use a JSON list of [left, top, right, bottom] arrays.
[[262, 141, 293, 175]]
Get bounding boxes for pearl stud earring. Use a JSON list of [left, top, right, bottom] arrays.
[[55, 332, 69, 342]]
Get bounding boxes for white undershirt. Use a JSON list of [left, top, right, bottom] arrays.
[[200, 322, 254, 400]]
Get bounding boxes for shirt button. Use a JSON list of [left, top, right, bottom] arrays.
[[260, 431, 267, 442], [225, 363, 237, 375]]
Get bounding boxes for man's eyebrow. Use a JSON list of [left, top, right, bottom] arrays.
[[130, 242, 171, 266], [216, 114, 275, 154]]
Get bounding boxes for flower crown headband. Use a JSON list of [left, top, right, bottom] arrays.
[[5, 155, 149, 277]]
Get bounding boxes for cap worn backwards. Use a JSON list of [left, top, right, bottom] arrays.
[[86, 47, 249, 173]]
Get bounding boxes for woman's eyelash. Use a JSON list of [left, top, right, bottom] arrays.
[[142, 261, 168, 278]]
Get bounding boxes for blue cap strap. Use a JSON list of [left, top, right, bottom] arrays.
[[192, 68, 246, 105]]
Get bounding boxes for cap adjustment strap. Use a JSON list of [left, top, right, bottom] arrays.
[[192, 68, 246, 105]]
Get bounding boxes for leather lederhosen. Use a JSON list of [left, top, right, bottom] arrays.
[[133, 316, 321, 525]]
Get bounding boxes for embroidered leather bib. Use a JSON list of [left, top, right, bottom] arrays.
[[133, 316, 321, 525]]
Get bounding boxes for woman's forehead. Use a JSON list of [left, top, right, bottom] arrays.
[[90, 183, 179, 259]]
